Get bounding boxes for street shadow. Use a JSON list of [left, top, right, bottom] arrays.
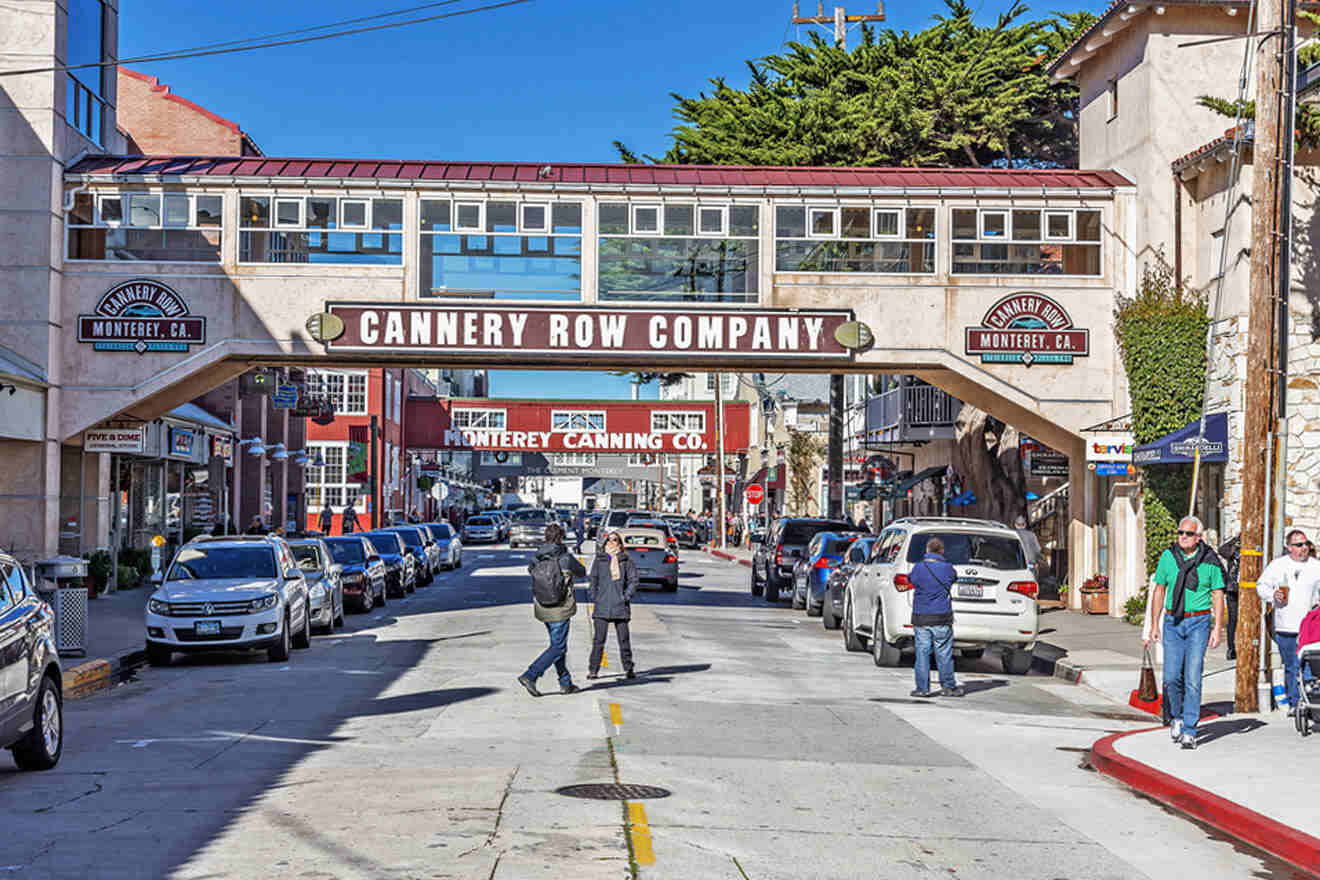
[[1197, 716, 1267, 746], [961, 679, 1009, 695], [636, 663, 712, 676], [353, 686, 499, 718]]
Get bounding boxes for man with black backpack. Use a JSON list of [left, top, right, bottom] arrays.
[[909, 536, 964, 698], [517, 523, 588, 697]]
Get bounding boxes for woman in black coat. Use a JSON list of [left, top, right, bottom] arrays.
[[587, 531, 640, 679]]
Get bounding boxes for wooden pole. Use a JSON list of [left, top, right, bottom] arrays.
[[1236, 0, 1287, 713], [715, 373, 726, 549]]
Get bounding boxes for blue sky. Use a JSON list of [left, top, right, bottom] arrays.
[[120, 0, 1110, 399]]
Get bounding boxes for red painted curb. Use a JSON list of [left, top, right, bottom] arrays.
[[1091, 727, 1320, 877], [705, 547, 753, 568]]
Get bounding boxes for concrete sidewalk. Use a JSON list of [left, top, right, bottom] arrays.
[[59, 585, 149, 699]]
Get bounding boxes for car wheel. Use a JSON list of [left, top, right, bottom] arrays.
[[806, 595, 822, 618], [11, 675, 62, 771], [960, 647, 985, 661], [871, 607, 902, 667], [360, 591, 375, 613], [455, 555, 462, 569], [405, 576, 415, 594], [334, 594, 344, 628], [1001, 647, 1032, 676], [663, 579, 678, 593], [750, 567, 763, 597], [268, 614, 292, 662], [791, 583, 806, 610], [764, 572, 779, 603], [294, 602, 313, 648], [822, 598, 839, 630], [843, 595, 865, 652], [376, 586, 387, 607], [147, 643, 172, 667]]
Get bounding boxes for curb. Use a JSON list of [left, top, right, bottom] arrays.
[[705, 547, 752, 568], [62, 646, 148, 700], [1090, 728, 1320, 877]]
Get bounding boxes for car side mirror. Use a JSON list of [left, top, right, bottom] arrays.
[[150, 571, 163, 586]]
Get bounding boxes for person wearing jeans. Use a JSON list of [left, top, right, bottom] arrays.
[[1256, 529, 1320, 713], [517, 524, 587, 698], [907, 536, 963, 698], [1148, 516, 1225, 749], [913, 623, 956, 696], [525, 619, 573, 693]]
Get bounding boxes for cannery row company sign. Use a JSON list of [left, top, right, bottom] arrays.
[[77, 279, 206, 354], [964, 293, 1089, 367], [317, 304, 854, 359]]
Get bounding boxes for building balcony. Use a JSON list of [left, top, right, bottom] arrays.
[[864, 378, 961, 445]]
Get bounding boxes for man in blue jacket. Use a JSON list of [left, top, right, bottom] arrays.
[[908, 536, 964, 698]]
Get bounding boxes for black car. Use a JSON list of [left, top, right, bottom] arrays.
[[663, 516, 700, 549], [363, 530, 414, 597], [324, 535, 388, 613], [388, 526, 433, 586], [822, 536, 876, 630], [0, 553, 63, 770], [751, 517, 858, 602]]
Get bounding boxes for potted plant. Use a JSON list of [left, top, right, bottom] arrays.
[[1080, 574, 1110, 614], [84, 549, 113, 598]]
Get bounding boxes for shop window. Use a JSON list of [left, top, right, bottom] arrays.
[[68, 190, 223, 262]]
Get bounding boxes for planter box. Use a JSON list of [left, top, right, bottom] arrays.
[[1081, 589, 1110, 615]]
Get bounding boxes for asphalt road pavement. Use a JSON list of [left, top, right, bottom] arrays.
[[0, 544, 1294, 879]]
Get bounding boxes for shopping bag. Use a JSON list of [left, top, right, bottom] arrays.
[[1138, 644, 1160, 703]]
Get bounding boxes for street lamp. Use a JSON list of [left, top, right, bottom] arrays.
[[240, 437, 266, 456], [268, 442, 288, 461]]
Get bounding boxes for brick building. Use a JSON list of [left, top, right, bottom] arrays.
[[116, 68, 261, 156]]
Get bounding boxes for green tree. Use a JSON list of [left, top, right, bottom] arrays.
[[787, 429, 824, 514], [617, 1, 1095, 168]]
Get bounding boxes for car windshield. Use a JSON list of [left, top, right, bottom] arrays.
[[395, 529, 423, 549], [514, 510, 546, 523], [782, 521, 856, 545], [167, 545, 277, 581], [369, 533, 402, 553], [429, 523, 453, 539], [905, 533, 1026, 570], [325, 539, 365, 564], [469, 517, 493, 526], [848, 540, 873, 563], [627, 519, 667, 532], [290, 544, 323, 571], [821, 537, 854, 556]]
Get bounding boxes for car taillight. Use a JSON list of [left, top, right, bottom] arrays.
[[667, 536, 676, 546], [1007, 581, 1038, 599], [894, 573, 914, 592], [775, 546, 784, 565], [813, 557, 832, 569], [664, 554, 677, 564]]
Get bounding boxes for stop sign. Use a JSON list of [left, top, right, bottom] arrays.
[[745, 484, 765, 505]]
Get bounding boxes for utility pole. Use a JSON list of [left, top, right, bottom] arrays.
[[715, 372, 726, 550], [828, 374, 844, 518], [1236, 0, 1293, 713], [791, 2, 885, 49]]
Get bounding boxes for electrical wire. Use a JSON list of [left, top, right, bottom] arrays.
[[0, 0, 533, 78]]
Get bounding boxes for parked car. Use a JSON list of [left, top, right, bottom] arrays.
[[618, 527, 679, 591], [463, 515, 500, 544], [324, 535, 387, 612], [842, 517, 1039, 674], [288, 537, 344, 634], [389, 526, 433, 586], [791, 532, 861, 616], [145, 535, 312, 666], [823, 536, 876, 630], [752, 518, 857, 602], [603, 508, 645, 532], [363, 530, 415, 597], [663, 516, 700, 549], [509, 508, 550, 548], [0, 552, 63, 770], [414, 524, 443, 574], [422, 522, 463, 569]]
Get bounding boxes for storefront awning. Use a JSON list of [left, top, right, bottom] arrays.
[[896, 465, 947, 493], [748, 466, 785, 491], [166, 402, 235, 434], [1132, 412, 1228, 465]]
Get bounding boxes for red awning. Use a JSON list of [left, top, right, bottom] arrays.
[[748, 466, 785, 491]]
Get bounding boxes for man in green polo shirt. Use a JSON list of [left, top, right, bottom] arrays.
[[1147, 516, 1225, 749]]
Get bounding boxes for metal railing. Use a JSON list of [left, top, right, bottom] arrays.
[[866, 380, 961, 438]]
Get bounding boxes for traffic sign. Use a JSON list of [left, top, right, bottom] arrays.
[[272, 384, 299, 409], [745, 484, 765, 505]]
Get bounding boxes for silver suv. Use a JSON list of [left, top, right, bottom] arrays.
[[509, 508, 550, 548], [0, 553, 62, 770], [145, 535, 312, 666], [842, 518, 1039, 674]]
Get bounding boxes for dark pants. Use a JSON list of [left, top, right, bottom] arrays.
[[590, 618, 633, 673], [1225, 591, 1239, 659], [526, 620, 573, 688]]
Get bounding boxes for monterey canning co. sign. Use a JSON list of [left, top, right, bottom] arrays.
[[321, 304, 853, 359], [77, 279, 206, 354], [963, 292, 1089, 367]]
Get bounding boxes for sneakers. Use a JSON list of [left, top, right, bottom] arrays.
[[909, 689, 935, 698], [624, 670, 637, 680], [1170, 719, 1183, 742], [938, 686, 966, 698], [585, 672, 599, 680], [516, 675, 541, 698], [1179, 733, 1197, 750], [561, 683, 581, 695]]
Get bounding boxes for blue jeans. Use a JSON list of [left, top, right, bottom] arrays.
[[526, 620, 573, 688], [914, 624, 956, 693], [1163, 613, 1211, 737], [1274, 632, 1315, 708]]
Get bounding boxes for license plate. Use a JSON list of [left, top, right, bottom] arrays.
[[195, 620, 222, 636], [957, 584, 983, 599]]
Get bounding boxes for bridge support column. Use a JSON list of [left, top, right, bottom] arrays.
[[1068, 452, 1097, 612]]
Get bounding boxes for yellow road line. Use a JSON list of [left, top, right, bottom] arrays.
[[627, 801, 655, 865], [609, 702, 623, 726]]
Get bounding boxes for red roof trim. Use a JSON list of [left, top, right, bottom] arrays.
[[64, 155, 1134, 189]]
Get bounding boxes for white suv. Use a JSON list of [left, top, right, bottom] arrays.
[[145, 536, 312, 666], [841, 517, 1039, 674]]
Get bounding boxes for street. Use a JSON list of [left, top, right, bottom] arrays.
[[0, 547, 1291, 879]]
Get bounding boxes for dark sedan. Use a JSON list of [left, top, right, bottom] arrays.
[[324, 535, 387, 612], [663, 516, 700, 549], [363, 530, 415, 597], [752, 517, 858, 602], [822, 536, 876, 629], [389, 525, 434, 587]]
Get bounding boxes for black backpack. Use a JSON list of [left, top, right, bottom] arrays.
[[530, 553, 569, 606]]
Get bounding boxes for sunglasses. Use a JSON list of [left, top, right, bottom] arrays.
[[1177, 530, 1199, 537], [1290, 542, 1310, 548]]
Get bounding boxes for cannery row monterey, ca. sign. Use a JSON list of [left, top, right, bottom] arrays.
[[318, 305, 854, 358]]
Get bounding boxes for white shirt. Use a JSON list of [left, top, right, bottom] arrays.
[[1256, 554, 1320, 634]]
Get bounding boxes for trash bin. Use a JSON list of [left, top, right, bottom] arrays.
[[35, 556, 89, 657]]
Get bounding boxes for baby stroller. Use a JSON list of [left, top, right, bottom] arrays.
[[1294, 607, 1320, 737]]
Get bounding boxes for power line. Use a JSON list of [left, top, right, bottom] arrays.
[[0, 0, 533, 78]]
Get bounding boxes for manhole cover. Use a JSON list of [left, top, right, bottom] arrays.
[[555, 783, 672, 800]]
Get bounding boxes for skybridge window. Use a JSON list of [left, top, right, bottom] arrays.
[[67, 191, 223, 262], [775, 204, 934, 274], [238, 195, 403, 265], [951, 208, 1101, 276]]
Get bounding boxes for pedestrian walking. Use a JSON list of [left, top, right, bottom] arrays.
[[1014, 516, 1041, 578], [318, 505, 334, 536], [245, 515, 267, 535], [574, 507, 586, 553], [407, 508, 421, 524], [1256, 529, 1320, 714], [587, 530, 639, 680], [517, 523, 587, 697], [908, 536, 963, 698], [1147, 516, 1225, 749], [1218, 534, 1241, 660], [342, 501, 361, 534]]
